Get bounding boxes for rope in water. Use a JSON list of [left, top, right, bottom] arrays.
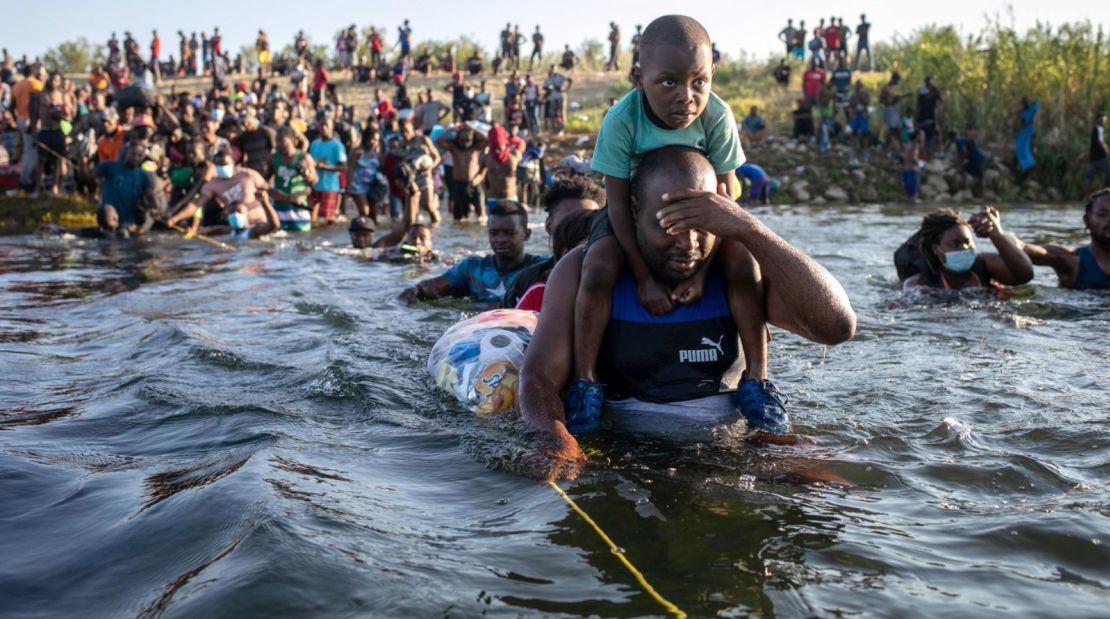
[[166, 222, 236, 252], [547, 480, 687, 619]]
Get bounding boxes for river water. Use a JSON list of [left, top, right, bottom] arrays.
[[1, 203, 1107, 618]]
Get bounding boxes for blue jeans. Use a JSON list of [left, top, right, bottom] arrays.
[[389, 194, 401, 220]]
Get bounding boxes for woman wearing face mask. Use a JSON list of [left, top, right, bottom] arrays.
[[897, 207, 1034, 290]]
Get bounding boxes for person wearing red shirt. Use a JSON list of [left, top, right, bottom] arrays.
[[312, 60, 329, 107], [823, 18, 841, 60], [150, 30, 161, 82], [369, 29, 384, 67], [802, 59, 826, 106]]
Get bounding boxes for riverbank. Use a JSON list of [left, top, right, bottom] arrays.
[[0, 196, 97, 234], [2, 64, 1076, 236]]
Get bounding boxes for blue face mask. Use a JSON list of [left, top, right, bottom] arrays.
[[943, 248, 976, 273], [211, 108, 225, 122], [228, 211, 249, 231], [215, 164, 235, 179]]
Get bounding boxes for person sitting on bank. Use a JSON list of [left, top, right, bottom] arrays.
[[1014, 188, 1110, 290], [397, 200, 546, 304], [895, 207, 1034, 290], [741, 105, 768, 145], [520, 147, 856, 480]]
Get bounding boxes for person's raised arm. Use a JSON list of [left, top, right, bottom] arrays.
[[1017, 236, 1074, 272], [969, 205, 1034, 285], [519, 248, 587, 480], [658, 187, 856, 345]]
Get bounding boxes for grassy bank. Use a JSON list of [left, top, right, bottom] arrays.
[[0, 196, 98, 234]]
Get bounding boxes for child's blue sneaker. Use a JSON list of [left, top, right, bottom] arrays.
[[736, 375, 789, 433], [564, 379, 604, 434]]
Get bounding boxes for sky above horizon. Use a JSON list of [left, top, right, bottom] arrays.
[[7, 0, 1106, 62]]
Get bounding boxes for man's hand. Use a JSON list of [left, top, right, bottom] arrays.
[[969, 205, 1003, 238], [637, 275, 674, 316], [529, 424, 587, 481], [397, 286, 420, 304], [658, 184, 755, 239]]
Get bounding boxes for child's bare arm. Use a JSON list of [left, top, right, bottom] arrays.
[[605, 175, 651, 283], [605, 174, 673, 314]]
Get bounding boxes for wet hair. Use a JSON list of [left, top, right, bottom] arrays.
[[551, 208, 594, 258], [541, 176, 605, 213], [488, 200, 528, 228], [638, 15, 711, 58], [1085, 187, 1110, 214], [630, 146, 711, 213], [914, 209, 969, 275]]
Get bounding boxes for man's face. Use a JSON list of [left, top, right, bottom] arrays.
[[350, 230, 373, 249], [487, 215, 530, 262], [400, 121, 415, 140], [634, 44, 713, 130], [402, 226, 433, 253], [320, 121, 334, 140], [633, 168, 716, 287], [545, 197, 600, 237], [125, 144, 146, 168], [1086, 196, 1110, 248]]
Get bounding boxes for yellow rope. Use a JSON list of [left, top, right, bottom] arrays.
[[547, 480, 687, 619]]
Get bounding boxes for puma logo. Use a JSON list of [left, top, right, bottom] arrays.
[[700, 335, 725, 356], [679, 334, 726, 363]]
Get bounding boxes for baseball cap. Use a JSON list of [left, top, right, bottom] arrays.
[[349, 216, 376, 232]]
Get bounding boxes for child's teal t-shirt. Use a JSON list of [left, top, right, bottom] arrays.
[[590, 89, 745, 179]]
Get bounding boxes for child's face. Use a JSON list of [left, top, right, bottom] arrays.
[[634, 44, 714, 130]]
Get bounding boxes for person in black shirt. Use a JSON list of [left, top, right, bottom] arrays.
[[237, 109, 275, 179], [915, 76, 943, 155]]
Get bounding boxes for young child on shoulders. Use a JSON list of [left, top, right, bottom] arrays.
[[568, 14, 788, 435]]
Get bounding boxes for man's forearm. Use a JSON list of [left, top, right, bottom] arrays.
[[520, 370, 567, 435], [730, 216, 856, 344]]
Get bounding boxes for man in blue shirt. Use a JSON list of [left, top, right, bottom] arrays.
[[308, 118, 347, 224], [95, 143, 159, 235], [398, 201, 547, 304], [1015, 188, 1110, 290]]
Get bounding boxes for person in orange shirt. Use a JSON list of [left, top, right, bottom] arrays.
[[89, 65, 110, 93], [96, 108, 125, 163], [11, 64, 44, 188]]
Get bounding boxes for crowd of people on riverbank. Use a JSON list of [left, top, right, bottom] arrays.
[[0, 15, 1107, 482], [759, 15, 1110, 204]]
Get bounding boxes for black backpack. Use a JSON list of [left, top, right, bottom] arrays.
[[893, 233, 930, 282]]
